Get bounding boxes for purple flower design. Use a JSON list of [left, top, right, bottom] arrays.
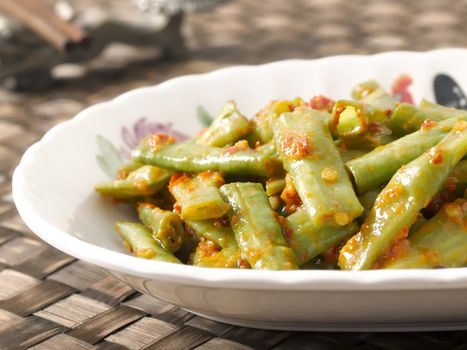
[[120, 117, 189, 159]]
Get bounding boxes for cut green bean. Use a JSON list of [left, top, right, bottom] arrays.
[[419, 98, 467, 119], [331, 88, 397, 137], [339, 125, 396, 152], [184, 219, 237, 249], [339, 121, 467, 270], [95, 165, 172, 198], [265, 178, 286, 196], [388, 104, 439, 136], [388, 101, 467, 136], [347, 115, 467, 194], [192, 242, 248, 268], [115, 162, 143, 179], [220, 182, 298, 269], [285, 207, 358, 265], [247, 98, 306, 144], [279, 173, 301, 214], [351, 80, 381, 100], [133, 139, 283, 177], [137, 202, 185, 253], [274, 110, 363, 226], [383, 199, 467, 269], [115, 222, 181, 264], [196, 101, 251, 147], [168, 171, 229, 220]]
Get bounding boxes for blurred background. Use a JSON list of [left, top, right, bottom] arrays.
[[1, 0, 467, 188]]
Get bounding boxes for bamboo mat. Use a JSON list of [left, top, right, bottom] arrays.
[[1, 0, 467, 348]]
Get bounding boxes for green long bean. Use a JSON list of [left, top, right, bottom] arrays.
[[419, 98, 467, 119], [133, 139, 283, 177], [347, 115, 467, 194], [339, 121, 467, 270], [95, 165, 172, 198], [285, 207, 358, 265], [115, 222, 181, 264], [388, 101, 467, 136], [184, 219, 237, 249], [192, 242, 248, 268], [388, 104, 440, 136], [351, 80, 382, 100], [196, 101, 250, 147], [247, 98, 305, 145], [220, 182, 298, 269], [168, 171, 229, 220], [383, 199, 467, 269], [265, 178, 286, 196], [273, 110, 363, 226], [137, 202, 185, 253]]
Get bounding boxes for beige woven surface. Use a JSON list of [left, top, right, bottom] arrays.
[[1, 0, 467, 348]]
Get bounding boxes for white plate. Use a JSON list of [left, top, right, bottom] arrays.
[[12, 48, 467, 331]]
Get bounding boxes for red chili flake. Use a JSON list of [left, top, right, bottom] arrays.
[[197, 171, 224, 186], [116, 168, 131, 180], [223, 140, 250, 155], [237, 258, 250, 269], [173, 202, 182, 214], [429, 148, 443, 165], [280, 133, 313, 159], [198, 239, 220, 257], [280, 175, 302, 214], [230, 215, 239, 225], [380, 184, 404, 203], [373, 229, 410, 268], [310, 95, 335, 113], [421, 120, 437, 132], [147, 133, 175, 151], [169, 172, 189, 187]]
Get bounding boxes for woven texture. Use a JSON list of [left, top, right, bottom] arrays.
[[2, 0, 467, 348]]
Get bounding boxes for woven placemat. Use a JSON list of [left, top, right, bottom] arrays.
[[1, 0, 467, 349]]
